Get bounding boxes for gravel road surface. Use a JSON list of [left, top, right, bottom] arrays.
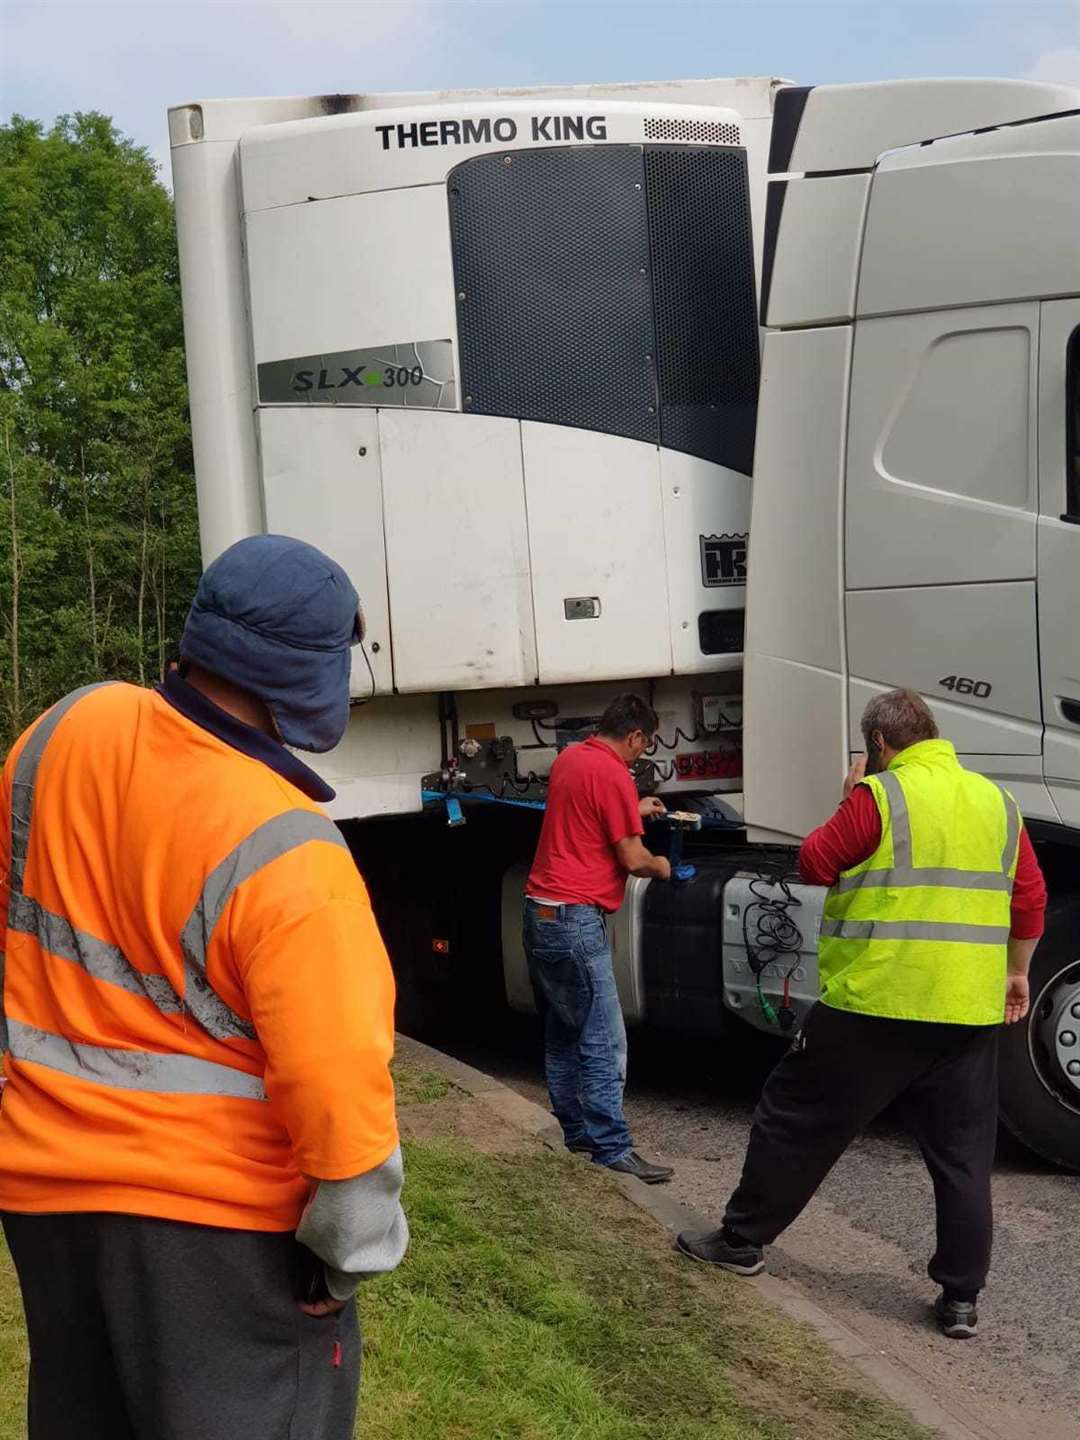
[[432, 1015, 1080, 1440]]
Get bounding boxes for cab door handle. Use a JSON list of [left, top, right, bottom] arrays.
[[1059, 698, 1080, 727]]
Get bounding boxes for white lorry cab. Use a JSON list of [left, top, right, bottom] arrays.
[[169, 75, 1080, 1170]]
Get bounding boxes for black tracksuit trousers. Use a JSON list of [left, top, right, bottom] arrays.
[[723, 1002, 1000, 1299], [0, 1211, 361, 1440]]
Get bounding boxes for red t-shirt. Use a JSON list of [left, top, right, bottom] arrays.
[[799, 783, 1047, 939], [527, 737, 644, 912]]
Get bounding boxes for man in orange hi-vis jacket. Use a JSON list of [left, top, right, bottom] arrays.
[[0, 535, 407, 1440]]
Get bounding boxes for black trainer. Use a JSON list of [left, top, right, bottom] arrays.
[[566, 1142, 595, 1157], [605, 1150, 674, 1184], [934, 1295, 978, 1339], [675, 1227, 765, 1275]]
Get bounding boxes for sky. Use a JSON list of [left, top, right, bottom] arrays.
[[2, 0, 1080, 182]]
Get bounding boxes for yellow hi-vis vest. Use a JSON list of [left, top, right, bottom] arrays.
[[819, 739, 1019, 1025]]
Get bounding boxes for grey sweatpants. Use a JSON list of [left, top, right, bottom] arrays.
[[1, 1211, 361, 1440]]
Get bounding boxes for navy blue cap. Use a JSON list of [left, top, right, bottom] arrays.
[[180, 535, 362, 753]]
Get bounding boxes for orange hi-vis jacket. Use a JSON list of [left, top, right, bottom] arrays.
[[0, 682, 399, 1231]]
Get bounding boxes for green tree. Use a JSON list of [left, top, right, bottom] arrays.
[[0, 112, 199, 747]]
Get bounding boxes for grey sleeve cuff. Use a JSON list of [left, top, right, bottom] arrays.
[[296, 1145, 409, 1301]]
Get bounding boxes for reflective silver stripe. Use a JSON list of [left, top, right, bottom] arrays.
[[876, 771, 911, 866], [833, 867, 1014, 895], [6, 691, 346, 1067], [1000, 791, 1021, 877], [7, 892, 180, 1011], [7, 892, 253, 1044], [6, 1018, 267, 1100], [5, 687, 114, 1057], [9, 685, 113, 892], [6, 683, 255, 1045], [174, 969, 256, 1042], [178, 811, 348, 1042], [820, 919, 1011, 944]]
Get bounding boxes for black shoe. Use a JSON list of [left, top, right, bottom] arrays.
[[566, 1142, 595, 1157], [675, 1227, 765, 1275], [604, 1150, 674, 1184], [934, 1295, 978, 1339]]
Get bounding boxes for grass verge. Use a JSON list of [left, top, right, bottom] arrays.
[[0, 1066, 933, 1439], [356, 1129, 932, 1440], [0, 1241, 24, 1440], [391, 1060, 453, 1108]]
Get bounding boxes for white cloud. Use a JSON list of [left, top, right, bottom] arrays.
[[1022, 0, 1080, 90], [1025, 46, 1080, 90], [267, 0, 442, 51], [1, 0, 454, 173]]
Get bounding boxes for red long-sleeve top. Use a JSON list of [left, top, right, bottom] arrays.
[[799, 783, 1047, 940]]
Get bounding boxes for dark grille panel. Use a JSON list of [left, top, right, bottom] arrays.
[[643, 116, 740, 146], [645, 146, 760, 475], [447, 141, 759, 472], [448, 146, 658, 443]]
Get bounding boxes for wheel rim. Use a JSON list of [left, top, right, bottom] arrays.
[[1029, 960, 1080, 1116]]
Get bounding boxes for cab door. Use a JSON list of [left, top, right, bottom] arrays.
[[1037, 300, 1080, 826], [844, 304, 1042, 759]]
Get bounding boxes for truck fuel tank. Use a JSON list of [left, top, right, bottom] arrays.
[[503, 854, 825, 1041]]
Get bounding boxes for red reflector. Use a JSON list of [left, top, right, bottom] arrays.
[[432, 938, 450, 954], [674, 747, 743, 780]]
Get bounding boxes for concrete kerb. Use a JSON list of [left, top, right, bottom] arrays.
[[397, 1033, 987, 1440]]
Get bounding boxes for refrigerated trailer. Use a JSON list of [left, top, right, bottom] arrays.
[[169, 74, 1080, 1169]]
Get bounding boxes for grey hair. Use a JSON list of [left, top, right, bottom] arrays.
[[861, 688, 938, 754]]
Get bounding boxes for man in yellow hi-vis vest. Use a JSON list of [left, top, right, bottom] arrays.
[[677, 690, 1047, 1339]]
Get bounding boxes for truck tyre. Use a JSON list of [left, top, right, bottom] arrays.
[[998, 892, 1080, 1172]]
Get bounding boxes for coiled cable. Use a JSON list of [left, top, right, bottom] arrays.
[[742, 870, 803, 1029]]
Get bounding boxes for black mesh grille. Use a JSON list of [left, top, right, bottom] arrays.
[[645, 146, 760, 475], [643, 116, 740, 146], [448, 146, 658, 443], [447, 142, 759, 473]]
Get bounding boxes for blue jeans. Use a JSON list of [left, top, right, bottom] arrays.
[[523, 900, 632, 1166]]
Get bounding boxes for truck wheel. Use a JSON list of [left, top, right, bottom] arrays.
[[998, 893, 1080, 1172]]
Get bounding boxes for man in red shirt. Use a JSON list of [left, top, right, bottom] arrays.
[[525, 694, 673, 1183]]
